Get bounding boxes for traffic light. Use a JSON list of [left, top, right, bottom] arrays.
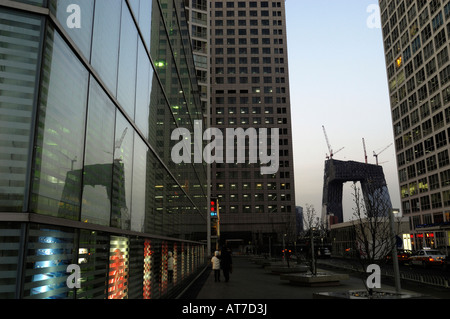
[[210, 197, 217, 217]]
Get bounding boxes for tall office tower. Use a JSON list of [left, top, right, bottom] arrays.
[[379, 0, 450, 250], [0, 0, 207, 299], [210, 0, 296, 252]]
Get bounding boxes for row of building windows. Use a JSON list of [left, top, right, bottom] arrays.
[[411, 211, 450, 226], [398, 145, 449, 168], [215, 168, 292, 179], [214, 19, 284, 27], [215, 26, 283, 36], [215, 76, 287, 84], [213, 76, 286, 84], [216, 193, 292, 201], [215, 57, 285, 65], [401, 166, 450, 192], [215, 205, 292, 214], [402, 189, 450, 213], [216, 87, 286, 94], [215, 106, 288, 114], [216, 96, 287, 103], [214, 1, 283, 9], [213, 67, 286, 76], [216, 182, 284, 190], [215, 11, 284, 18], [213, 117, 288, 126], [215, 47, 284, 55], [395, 110, 449, 147], [400, 153, 450, 179], [399, 154, 450, 185], [214, 37, 285, 46]]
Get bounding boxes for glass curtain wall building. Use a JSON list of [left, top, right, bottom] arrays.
[[0, 0, 207, 299], [184, 0, 210, 117], [183, 0, 212, 251], [210, 0, 296, 253], [379, 0, 450, 250]]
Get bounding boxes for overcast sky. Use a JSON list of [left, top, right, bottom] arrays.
[[285, 0, 401, 221]]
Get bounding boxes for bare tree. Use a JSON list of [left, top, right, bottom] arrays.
[[350, 182, 400, 271], [302, 204, 321, 275], [279, 210, 297, 267]]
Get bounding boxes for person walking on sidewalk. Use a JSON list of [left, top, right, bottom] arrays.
[[211, 251, 221, 282], [221, 245, 232, 282]]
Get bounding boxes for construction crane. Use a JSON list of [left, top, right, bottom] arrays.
[[373, 143, 393, 165], [115, 127, 128, 151], [362, 138, 368, 163], [322, 125, 344, 159]]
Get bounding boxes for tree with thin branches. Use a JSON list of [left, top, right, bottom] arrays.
[[302, 204, 322, 275], [350, 181, 402, 272]]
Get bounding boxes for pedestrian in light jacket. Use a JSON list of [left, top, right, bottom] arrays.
[[211, 251, 221, 282]]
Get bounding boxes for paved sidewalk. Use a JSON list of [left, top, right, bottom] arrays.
[[195, 255, 420, 299]]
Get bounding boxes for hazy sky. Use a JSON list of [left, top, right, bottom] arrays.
[[285, 0, 401, 221]]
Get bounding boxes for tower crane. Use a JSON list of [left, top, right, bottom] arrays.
[[115, 127, 128, 151], [113, 127, 128, 161], [373, 143, 393, 165], [322, 125, 344, 159], [362, 138, 368, 163]]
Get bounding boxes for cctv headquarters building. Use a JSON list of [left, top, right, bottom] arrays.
[[0, 0, 208, 299]]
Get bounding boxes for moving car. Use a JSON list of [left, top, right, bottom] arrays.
[[386, 249, 412, 265], [409, 248, 446, 268]]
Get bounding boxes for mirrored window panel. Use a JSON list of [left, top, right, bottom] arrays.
[[111, 112, 134, 230], [81, 77, 115, 226], [31, 26, 88, 220], [0, 10, 42, 212], [91, 0, 121, 96], [48, 0, 94, 60]]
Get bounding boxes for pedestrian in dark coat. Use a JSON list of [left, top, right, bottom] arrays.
[[220, 245, 232, 282]]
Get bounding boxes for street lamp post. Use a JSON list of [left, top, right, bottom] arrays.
[[311, 227, 316, 275], [389, 208, 401, 294]]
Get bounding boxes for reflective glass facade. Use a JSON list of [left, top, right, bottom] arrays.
[[0, 0, 207, 299]]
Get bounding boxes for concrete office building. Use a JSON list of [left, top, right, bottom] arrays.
[[210, 0, 296, 253], [0, 0, 207, 299], [379, 0, 450, 249]]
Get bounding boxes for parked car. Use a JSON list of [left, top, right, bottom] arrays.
[[317, 248, 331, 258], [409, 248, 446, 268], [386, 249, 412, 265]]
